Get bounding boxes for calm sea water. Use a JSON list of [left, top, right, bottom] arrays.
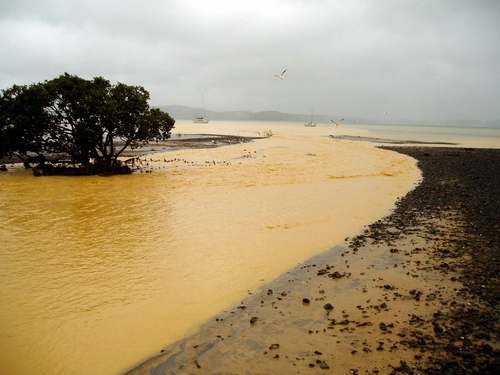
[[264, 121, 500, 148], [199, 120, 500, 147], [0, 121, 497, 375], [349, 123, 500, 148]]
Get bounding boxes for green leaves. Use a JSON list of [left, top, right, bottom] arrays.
[[0, 73, 175, 173]]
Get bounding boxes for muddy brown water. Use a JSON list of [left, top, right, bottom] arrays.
[[6, 120, 478, 375]]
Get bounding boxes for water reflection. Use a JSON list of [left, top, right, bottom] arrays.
[[1, 172, 181, 374]]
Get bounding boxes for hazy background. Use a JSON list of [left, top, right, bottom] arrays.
[[1, 0, 499, 124]]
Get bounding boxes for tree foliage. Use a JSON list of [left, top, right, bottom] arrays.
[[0, 73, 175, 175]]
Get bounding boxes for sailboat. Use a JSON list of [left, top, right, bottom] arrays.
[[193, 95, 209, 123], [304, 108, 316, 127]]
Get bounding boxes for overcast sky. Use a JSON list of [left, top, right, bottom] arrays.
[[1, 0, 499, 123]]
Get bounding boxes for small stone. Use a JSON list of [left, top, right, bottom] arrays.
[[432, 321, 444, 334], [320, 362, 330, 369], [329, 271, 343, 279]]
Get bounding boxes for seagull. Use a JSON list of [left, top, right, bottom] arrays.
[[330, 118, 344, 127], [275, 69, 286, 80]]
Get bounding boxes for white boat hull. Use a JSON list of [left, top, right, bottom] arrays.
[[193, 118, 209, 124]]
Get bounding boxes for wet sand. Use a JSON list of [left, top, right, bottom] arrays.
[[126, 146, 500, 375]]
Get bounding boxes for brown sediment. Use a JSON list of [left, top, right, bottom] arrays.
[[330, 135, 457, 145], [124, 146, 500, 375], [119, 135, 258, 158], [0, 135, 257, 166]]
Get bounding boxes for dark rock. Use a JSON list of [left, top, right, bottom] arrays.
[[319, 362, 330, 369], [328, 271, 344, 279]]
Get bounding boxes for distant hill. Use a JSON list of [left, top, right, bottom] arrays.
[[156, 105, 500, 128], [157, 105, 366, 125]]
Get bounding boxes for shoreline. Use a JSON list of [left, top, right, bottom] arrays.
[[125, 146, 500, 375], [0, 135, 259, 168], [330, 135, 457, 145]]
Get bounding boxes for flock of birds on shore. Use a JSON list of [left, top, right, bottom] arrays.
[[131, 149, 258, 173]]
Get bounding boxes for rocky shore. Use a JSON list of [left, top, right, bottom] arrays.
[[374, 146, 500, 374], [125, 146, 500, 375]]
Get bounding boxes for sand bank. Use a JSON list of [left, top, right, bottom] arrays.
[[126, 146, 500, 375]]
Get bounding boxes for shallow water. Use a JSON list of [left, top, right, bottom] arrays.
[[348, 123, 500, 148], [1, 120, 490, 374]]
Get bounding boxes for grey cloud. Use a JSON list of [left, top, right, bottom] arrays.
[[0, 0, 499, 123]]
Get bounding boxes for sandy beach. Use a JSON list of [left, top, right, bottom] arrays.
[[126, 145, 500, 375]]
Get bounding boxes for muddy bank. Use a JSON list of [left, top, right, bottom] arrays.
[[125, 146, 500, 375], [120, 135, 257, 158], [330, 135, 457, 145], [0, 134, 257, 168]]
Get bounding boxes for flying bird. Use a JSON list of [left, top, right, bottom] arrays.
[[275, 70, 286, 80], [330, 118, 344, 127]]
